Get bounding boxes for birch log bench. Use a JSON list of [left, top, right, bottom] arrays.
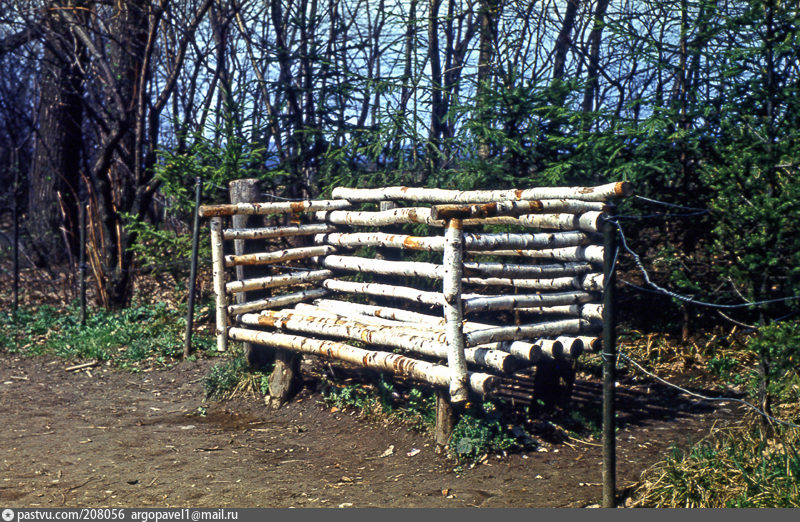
[[199, 181, 632, 444]]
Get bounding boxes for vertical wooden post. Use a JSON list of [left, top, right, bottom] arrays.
[[229, 179, 275, 367], [434, 388, 457, 451], [601, 214, 618, 508], [210, 217, 228, 352], [442, 218, 468, 405], [184, 177, 202, 358]]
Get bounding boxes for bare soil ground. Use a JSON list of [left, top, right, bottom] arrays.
[[0, 352, 738, 508]]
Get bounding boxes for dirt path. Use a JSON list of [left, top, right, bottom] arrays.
[[0, 354, 735, 508]]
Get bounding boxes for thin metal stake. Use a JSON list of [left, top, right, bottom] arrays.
[[602, 213, 618, 508], [12, 168, 20, 320], [79, 201, 87, 326], [184, 177, 202, 358]]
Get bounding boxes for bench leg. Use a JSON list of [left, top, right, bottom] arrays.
[[267, 349, 300, 409], [434, 388, 458, 451]]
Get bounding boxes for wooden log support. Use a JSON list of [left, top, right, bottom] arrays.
[[331, 181, 632, 203], [431, 200, 544, 220], [223, 223, 335, 240], [435, 389, 457, 450], [463, 231, 590, 251], [462, 261, 593, 278], [463, 291, 596, 314], [321, 279, 444, 307], [577, 336, 602, 352], [315, 207, 443, 227], [443, 219, 469, 404], [199, 199, 351, 217], [227, 288, 328, 315], [225, 245, 336, 267], [227, 327, 498, 395], [240, 309, 521, 373], [472, 245, 604, 264], [226, 269, 333, 294], [462, 273, 603, 291], [317, 255, 444, 279], [315, 232, 445, 251], [463, 318, 588, 347], [518, 303, 604, 321], [555, 336, 585, 359], [210, 217, 228, 352]]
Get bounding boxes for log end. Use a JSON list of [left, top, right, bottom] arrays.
[[613, 181, 634, 198]]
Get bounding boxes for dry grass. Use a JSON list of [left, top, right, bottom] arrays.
[[631, 420, 800, 507]]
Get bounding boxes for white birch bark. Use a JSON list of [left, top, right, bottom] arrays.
[[463, 231, 590, 251], [225, 269, 333, 294], [331, 181, 632, 203], [321, 279, 444, 307], [462, 276, 582, 291], [227, 288, 328, 315], [314, 207, 443, 227], [554, 336, 585, 359], [443, 219, 469, 403], [225, 246, 336, 267], [200, 199, 351, 217], [581, 273, 604, 291], [210, 217, 228, 352], [431, 200, 544, 220], [240, 309, 519, 373], [463, 319, 588, 347], [227, 327, 498, 395], [316, 255, 445, 279], [223, 223, 336, 240], [315, 232, 445, 251], [462, 261, 593, 278], [463, 291, 596, 314], [472, 245, 604, 264], [577, 336, 602, 352], [518, 303, 604, 321]]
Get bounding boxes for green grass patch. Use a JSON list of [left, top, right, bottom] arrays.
[[633, 424, 800, 507], [0, 301, 216, 370]]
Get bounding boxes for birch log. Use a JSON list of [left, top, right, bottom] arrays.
[[555, 336, 585, 359], [463, 231, 590, 251], [443, 219, 469, 404], [225, 269, 333, 294], [472, 245, 604, 264], [463, 291, 596, 314], [315, 208, 443, 227], [227, 328, 498, 395], [200, 199, 351, 217], [577, 336, 602, 352], [316, 255, 444, 279], [462, 261, 593, 278], [225, 245, 335, 267], [223, 223, 335, 240], [431, 200, 544, 220], [227, 288, 328, 315], [519, 303, 604, 321], [462, 212, 604, 231], [315, 232, 444, 251], [463, 319, 588, 347], [462, 276, 582, 291], [210, 217, 228, 351], [321, 279, 444, 307], [240, 309, 520, 373], [331, 181, 632, 203]]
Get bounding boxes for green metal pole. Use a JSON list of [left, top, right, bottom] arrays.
[[602, 213, 618, 508]]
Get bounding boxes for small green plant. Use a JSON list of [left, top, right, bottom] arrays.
[[448, 401, 517, 463], [203, 355, 251, 400]]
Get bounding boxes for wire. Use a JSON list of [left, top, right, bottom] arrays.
[[618, 352, 800, 430], [610, 219, 800, 310], [633, 195, 709, 213]]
